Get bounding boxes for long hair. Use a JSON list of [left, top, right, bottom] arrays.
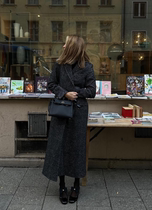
[[57, 35, 90, 68]]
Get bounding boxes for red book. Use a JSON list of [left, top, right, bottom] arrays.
[[122, 107, 133, 118]]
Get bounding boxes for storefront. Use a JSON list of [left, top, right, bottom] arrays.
[[0, 0, 152, 168]]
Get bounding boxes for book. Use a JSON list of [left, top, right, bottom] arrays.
[[122, 107, 133, 118], [24, 93, 41, 98], [89, 112, 102, 118], [9, 93, 26, 98], [39, 93, 55, 98], [101, 112, 121, 119], [134, 105, 143, 118], [105, 93, 118, 98], [24, 81, 34, 93], [131, 96, 147, 99], [144, 74, 152, 96], [96, 80, 101, 94], [11, 80, 24, 94], [35, 76, 49, 93], [118, 95, 131, 99], [128, 104, 136, 117], [0, 77, 11, 94], [101, 81, 111, 95], [126, 76, 144, 96]]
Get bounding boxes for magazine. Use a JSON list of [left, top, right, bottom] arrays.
[[11, 80, 24, 94], [0, 77, 11, 94], [126, 76, 144, 96], [35, 76, 49, 93], [144, 74, 152, 96], [24, 81, 34, 93]]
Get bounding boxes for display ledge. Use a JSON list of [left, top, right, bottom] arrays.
[[74, 4, 90, 7], [49, 5, 66, 7], [98, 5, 115, 7], [15, 138, 48, 141]]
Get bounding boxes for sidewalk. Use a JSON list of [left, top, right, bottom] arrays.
[[0, 167, 152, 210]]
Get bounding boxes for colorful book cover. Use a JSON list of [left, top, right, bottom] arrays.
[[24, 81, 34, 93], [0, 77, 11, 94], [35, 76, 49, 93], [144, 74, 152, 96], [126, 76, 144, 96], [101, 81, 111, 95], [11, 80, 24, 94], [95, 80, 101, 94]]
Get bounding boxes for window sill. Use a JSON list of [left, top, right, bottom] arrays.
[[74, 4, 90, 7], [98, 5, 115, 8], [49, 5, 66, 7], [0, 4, 17, 6], [133, 16, 146, 18], [25, 4, 41, 7]]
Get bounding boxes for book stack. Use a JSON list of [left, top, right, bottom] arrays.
[[95, 80, 111, 95], [122, 104, 143, 118]]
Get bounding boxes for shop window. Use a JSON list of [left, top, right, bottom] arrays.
[[28, 21, 39, 41], [133, 2, 146, 18], [3, 0, 15, 4], [132, 31, 147, 48], [100, 0, 112, 6], [100, 21, 112, 43], [76, 0, 87, 5], [52, 21, 63, 42], [76, 22, 87, 41], [28, 0, 39, 4], [52, 0, 63, 4]]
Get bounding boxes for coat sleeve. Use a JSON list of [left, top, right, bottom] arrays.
[[48, 63, 68, 99], [78, 64, 96, 99]]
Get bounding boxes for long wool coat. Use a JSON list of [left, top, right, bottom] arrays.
[[42, 62, 96, 181]]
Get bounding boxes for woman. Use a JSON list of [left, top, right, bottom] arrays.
[[42, 35, 96, 204]]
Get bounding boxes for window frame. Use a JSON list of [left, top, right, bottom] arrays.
[[100, 21, 112, 43], [28, 21, 39, 42], [132, 30, 147, 48], [52, 0, 63, 5], [76, 21, 87, 41], [100, 0, 112, 6], [52, 21, 63, 42], [133, 2, 147, 18], [76, 0, 87, 5], [3, 0, 15, 4], [27, 0, 39, 5]]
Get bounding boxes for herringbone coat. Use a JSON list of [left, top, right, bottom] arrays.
[[42, 62, 96, 181]]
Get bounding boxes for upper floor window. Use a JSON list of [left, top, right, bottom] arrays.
[[28, 21, 39, 41], [28, 0, 39, 4], [133, 2, 146, 18], [3, 0, 15, 4], [132, 31, 147, 47], [52, 0, 63, 4], [100, 21, 112, 42], [52, 21, 63, 42], [101, 0, 111, 6], [76, 22, 87, 41], [76, 0, 87, 5]]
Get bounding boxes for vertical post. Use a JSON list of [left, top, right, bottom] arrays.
[[82, 127, 90, 186]]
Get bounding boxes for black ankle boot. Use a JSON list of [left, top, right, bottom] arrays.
[[69, 186, 80, 203], [59, 187, 68, 205]]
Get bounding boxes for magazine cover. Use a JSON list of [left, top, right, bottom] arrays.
[[126, 76, 144, 96], [96, 80, 101, 94], [35, 76, 49, 93], [0, 77, 11, 94], [144, 74, 152, 96], [24, 81, 34, 93], [102, 81, 111, 95], [11, 80, 24, 94]]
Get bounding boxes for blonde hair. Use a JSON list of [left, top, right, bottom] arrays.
[[57, 35, 89, 68]]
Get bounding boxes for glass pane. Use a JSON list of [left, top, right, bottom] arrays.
[[101, 0, 105, 5], [76, 0, 81, 4], [140, 3, 146, 17], [133, 3, 139, 16]]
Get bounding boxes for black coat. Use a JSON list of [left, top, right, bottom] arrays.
[[42, 62, 96, 181]]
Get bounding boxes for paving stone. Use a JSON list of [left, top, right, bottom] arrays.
[[0, 184, 18, 195], [20, 168, 49, 187], [129, 170, 152, 180], [0, 168, 27, 186], [78, 207, 112, 210], [7, 204, 42, 210], [42, 196, 76, 210], [0, 195, 12, 210], [103, 169, 131, 182], [110, 197, 146, 210], [11, 186, 46, 205], [139, 190, 152, 209], [0, 167, 3, 172], [46, 181, 59, 196], [86, 170, 106, 188], [77, 186, 110, 207], [106, 181, 139, 197]]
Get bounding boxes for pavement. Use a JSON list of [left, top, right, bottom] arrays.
[[0, 167, 152, 210]]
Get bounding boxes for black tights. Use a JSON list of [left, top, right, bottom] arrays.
[[59, 176, 80, 189]]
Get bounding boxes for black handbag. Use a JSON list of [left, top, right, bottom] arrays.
[[48, 98, 73, 118]]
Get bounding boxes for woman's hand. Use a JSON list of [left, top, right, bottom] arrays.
[[65, 92, 78, 100]]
